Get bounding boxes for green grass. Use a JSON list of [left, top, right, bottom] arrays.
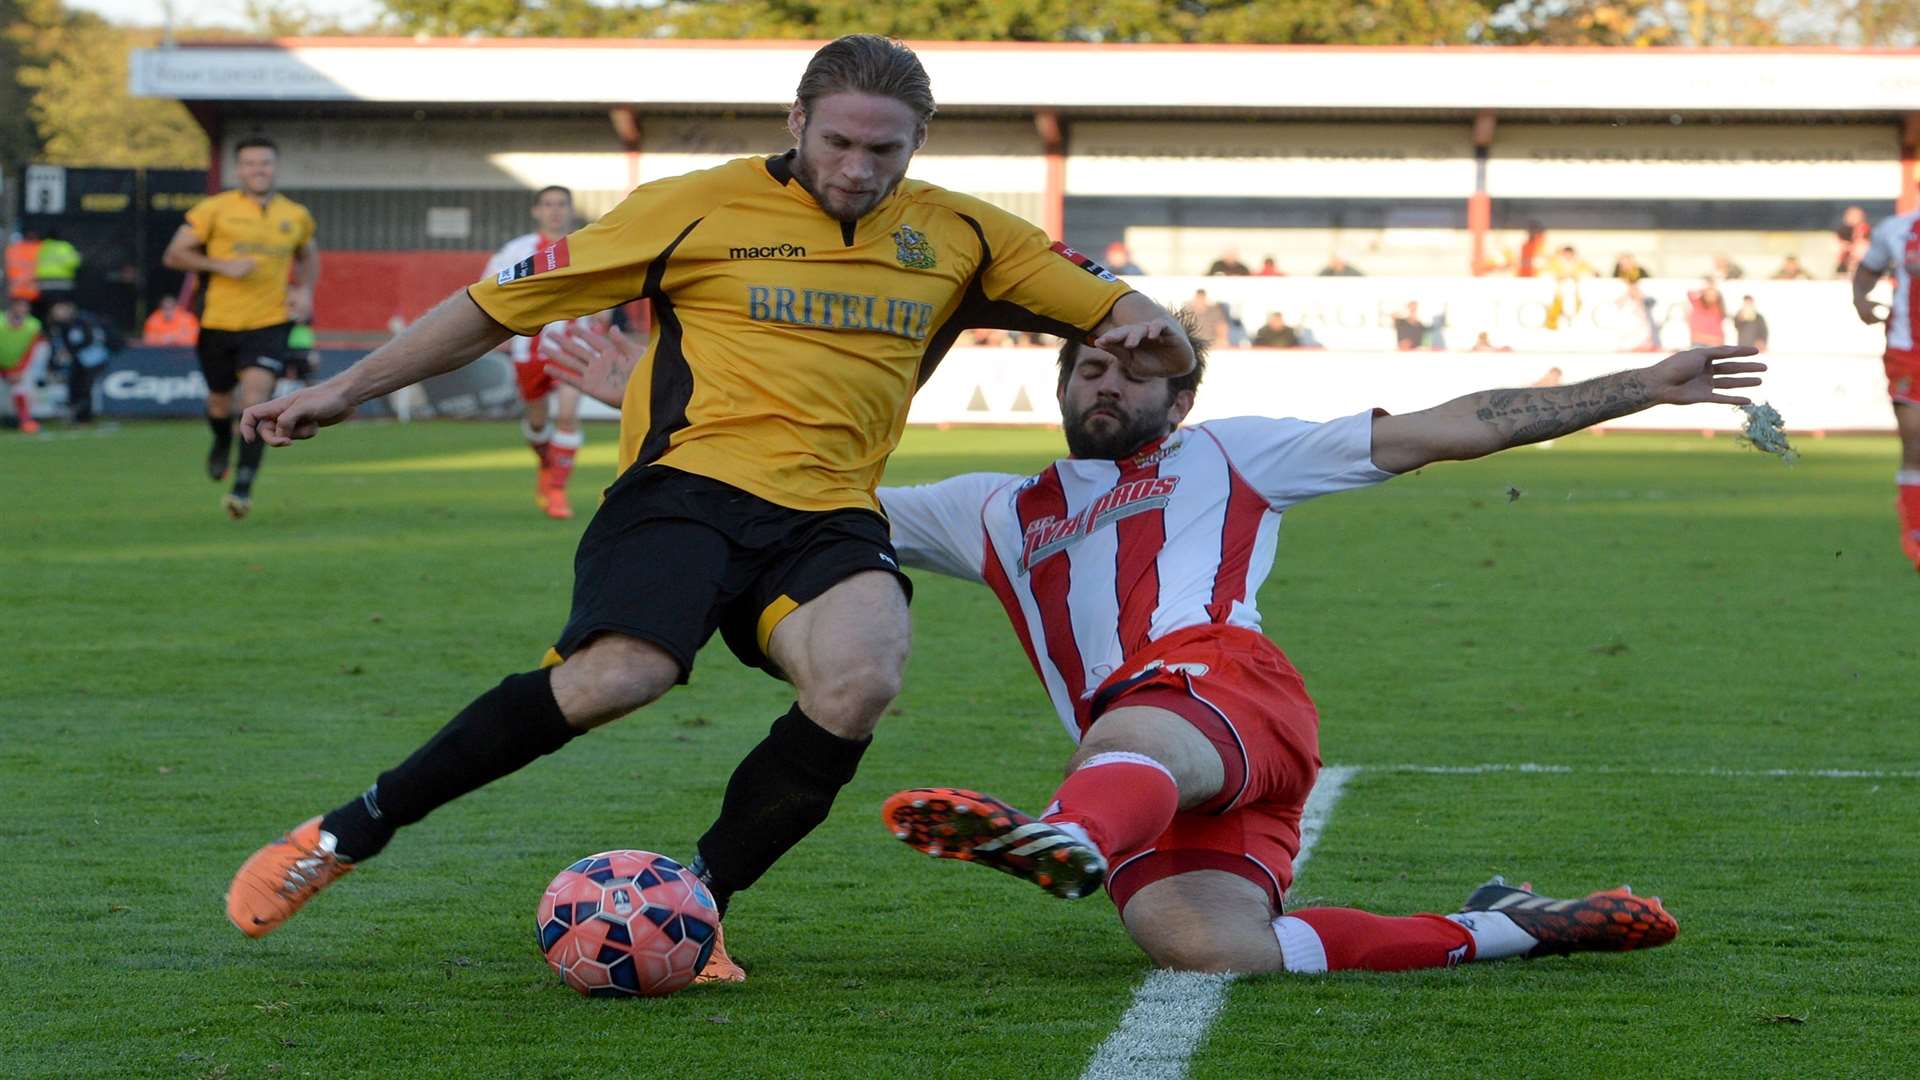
[[4, 420, 1917, 1079]]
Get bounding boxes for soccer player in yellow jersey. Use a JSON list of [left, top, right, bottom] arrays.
[[225, 36, 1195, 983], [164, 135, 319, 519]]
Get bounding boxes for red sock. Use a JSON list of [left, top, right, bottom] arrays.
[[1898, 474, 1920, 564], [548, 428, 582, 486], [10, 390, 28, 425], [523, 419, 552, 466], [1274, 908, 1474, 973], [1041, 752, 1179, 861]]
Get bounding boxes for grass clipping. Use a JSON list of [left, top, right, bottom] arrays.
[[1737, 402, 1798, 463]]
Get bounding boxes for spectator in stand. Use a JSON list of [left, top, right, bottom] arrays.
[[1186, 289, 1232, 349], [1612, 253, 1651, 284], [1687, 280, 1728, 347], [1469, 331, 1513, 353], [1, 296, 48, 434], [1392, 302, 1429, 351], [1733, 296, 1768, 352], [1256, 255, 1284, 277], [143, 294, 201, 345], [1103, 242, 1143, 276], [1318, 255, 1362, 277], [1548, 245, 1595, 281], [45, 298, 122, 425], [1837, 206, 1871, 275], [1516, 221, 1547, 278], [5, 229, 42, 306], [1546, 245, 1595, 330], [1205, 248, 1251, 276], [1251, 311, 1299, 348], [1771, 254, 1812, 280], [968, 328, 1013, 347], [33, 228, 81, 322], [1711, 254, 1745, 281], [1616, 281, 1662, 352]]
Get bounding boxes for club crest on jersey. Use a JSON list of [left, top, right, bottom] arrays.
[[1020, 476, 1180, 573], [497, 238, 571, 285], [1049, 241, 1119, 283], [893, 225, 936, 270]]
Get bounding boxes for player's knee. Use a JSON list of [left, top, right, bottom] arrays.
[[552, 637, 679, 727], [803, 656, 903, 735]]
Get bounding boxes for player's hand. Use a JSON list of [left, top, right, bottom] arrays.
[[240, 380, 356, 446], [543, 322, 641, 409], [1647, 345, 1765, 407], [1855, 298, 1889, 325], [285, 285, 314, 323], [214, 257, 256, 279], [1093, 315, 1196, 380]]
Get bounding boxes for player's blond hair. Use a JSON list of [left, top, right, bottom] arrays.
[[795, 35, 937, 125]]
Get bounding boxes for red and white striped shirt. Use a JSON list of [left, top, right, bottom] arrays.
[[483, 232, 569, 364], [1862, 210, 1920, 355], [881, 411, 1391, 738]]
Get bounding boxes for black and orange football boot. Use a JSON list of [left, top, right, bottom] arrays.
[[882, 787, 1106, 900], [1458, 876, 1677, 957]]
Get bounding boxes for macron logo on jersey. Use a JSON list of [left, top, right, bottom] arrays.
[[1020, 475, 1180, 573], [498, 238, 571, 285]]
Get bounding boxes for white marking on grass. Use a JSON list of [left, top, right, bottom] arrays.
[[1364, 762, 1920, 780], [1079, 766, 1356, 1080]]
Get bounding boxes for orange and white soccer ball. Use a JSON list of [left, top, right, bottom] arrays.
[[535, 849, 718, 997]]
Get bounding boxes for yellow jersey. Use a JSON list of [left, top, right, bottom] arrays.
[[469, 152, 1131, 513], [184, 190, 316, 332]]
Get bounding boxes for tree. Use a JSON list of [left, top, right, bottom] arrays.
[[0, 0, 45, 175], [657, 0, 1497, 45], [5, 0, 208, 168]]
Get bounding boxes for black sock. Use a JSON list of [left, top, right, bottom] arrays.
[[207, 413, 233, 461], [695, 705, 870, 915], [321, 668, 578, 861], [231, 434, 266, 497]]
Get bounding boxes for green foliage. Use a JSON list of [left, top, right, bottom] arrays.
[[367, 0, 1919, 46], [4, 0, 207, 169]]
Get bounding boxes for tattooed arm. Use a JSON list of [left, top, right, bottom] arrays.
[[1370, 345, 1764, 474]]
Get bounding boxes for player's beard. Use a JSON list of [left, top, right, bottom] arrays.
[[1062, 397, 1171, 461], [791, 145, 900, 224]]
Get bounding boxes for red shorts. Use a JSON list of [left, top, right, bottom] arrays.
[[514, 351, 555, 402], [1886, 349, 1920, 407], [1090, 623, 1322, 914]]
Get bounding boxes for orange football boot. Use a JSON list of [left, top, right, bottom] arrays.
[[1458, 877, 1677, 957], [694, 922, 746, 984], [226, 817, 354, 938], [882, 787, 1106, 900]]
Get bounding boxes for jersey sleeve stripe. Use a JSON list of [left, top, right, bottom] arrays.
[[630, 218, 705, 470]]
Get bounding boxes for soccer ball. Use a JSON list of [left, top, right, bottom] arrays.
[[535, 849, 719, 997]]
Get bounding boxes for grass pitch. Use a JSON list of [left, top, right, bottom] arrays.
[[4, 419, 1917, 1079]]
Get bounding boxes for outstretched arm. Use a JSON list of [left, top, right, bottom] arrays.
[[1370, 345, 1763, 474], [240, 288, 510, 445]]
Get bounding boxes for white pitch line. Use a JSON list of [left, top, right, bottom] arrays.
[[1079, 766, 1357, 1080]]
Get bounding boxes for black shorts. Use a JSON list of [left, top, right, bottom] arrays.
[[197, 323, 293, 394], [553, 465, 912, 681]]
